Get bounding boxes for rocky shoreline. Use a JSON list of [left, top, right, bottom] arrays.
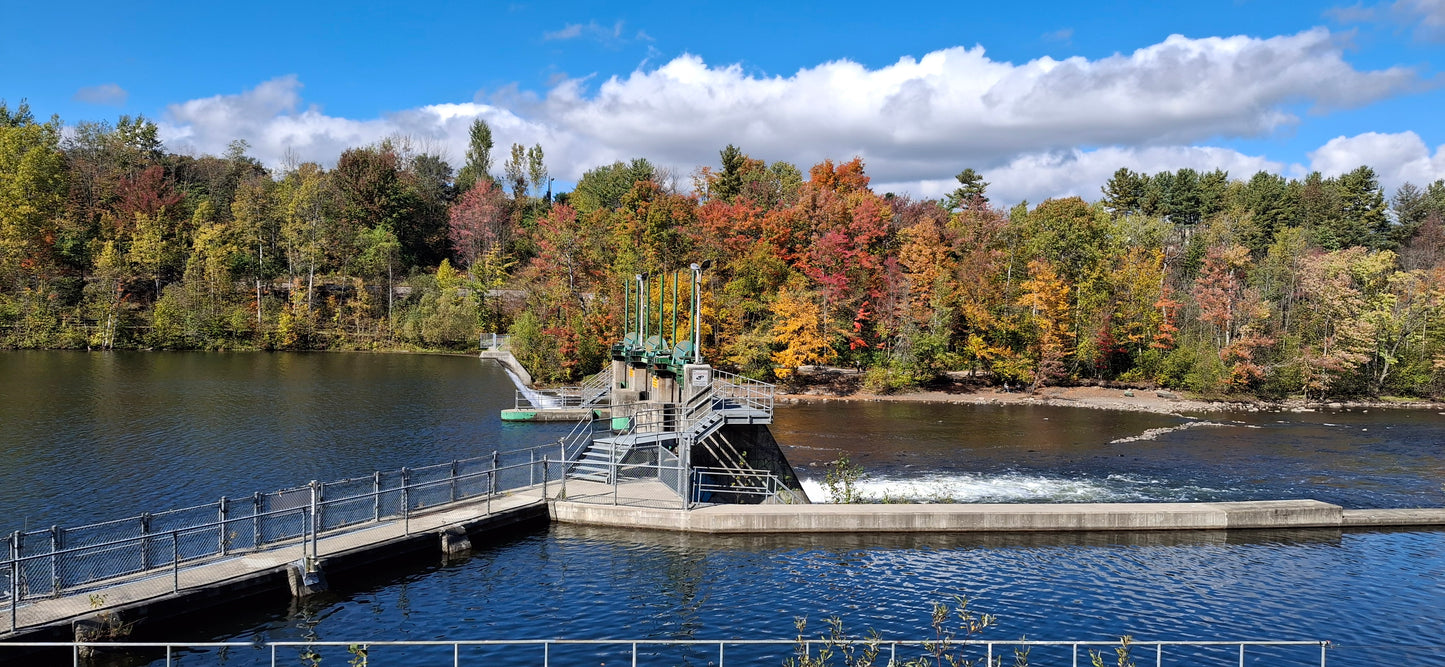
[[777, 383, 1445, 417]]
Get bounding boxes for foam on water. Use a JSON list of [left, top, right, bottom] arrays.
[[797, 471, 1203, 504], [798, 470, 1245, 504]]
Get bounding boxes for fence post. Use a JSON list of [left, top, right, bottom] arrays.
[[140, 512, 152, 570], [308, 481, 320, 561], [450, 460, 459, 503], [9, 530, 19, 633], [218, 497, 229, 556], [48, 525, 60, 598], [171, 530, 179, 593], [373, 472, 382, 523], [530, 450, 535, 487], [401, 468, 411, 536], [252, 492, 262, 550], [543, 457, 549, 499], [491, 451, 499, 496]]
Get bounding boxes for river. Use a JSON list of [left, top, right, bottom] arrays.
[[1, 352, 1443, 666]]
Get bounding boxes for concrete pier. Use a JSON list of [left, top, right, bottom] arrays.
[[550, 480, 1445, 534]]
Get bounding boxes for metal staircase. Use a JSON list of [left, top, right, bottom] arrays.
[[563, 369, 777, 492]]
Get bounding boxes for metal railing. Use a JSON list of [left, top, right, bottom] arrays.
[[514, 368, 613, 409], [2, 446, 573, 634], [691, 466, 793, 504], [478, 333, 511, 350], [711, 368, 775, 415], [0, 637, 1341, 666]]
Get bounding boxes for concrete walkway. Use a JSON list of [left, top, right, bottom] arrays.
[[553, 491, 1445, 533], [4, 488, 549, 637]]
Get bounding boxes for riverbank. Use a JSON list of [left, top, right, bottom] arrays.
[[777, 372, 1445, 416]]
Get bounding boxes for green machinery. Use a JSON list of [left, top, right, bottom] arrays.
[[610, 261, 710, 396]]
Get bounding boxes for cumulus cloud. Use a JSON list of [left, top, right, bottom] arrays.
[[155, 28, 1422, 203], [1309, 131, 1445, 190], [881, 144, 1290, 206], [73, 83, 128, 106]]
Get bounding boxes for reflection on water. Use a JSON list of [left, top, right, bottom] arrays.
[[0, 351, 571, 531]]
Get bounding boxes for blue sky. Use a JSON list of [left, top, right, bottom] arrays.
[[3, 0, 1442, 203]]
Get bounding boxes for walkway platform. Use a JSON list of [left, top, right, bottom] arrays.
[[4, 489, 550, 640]]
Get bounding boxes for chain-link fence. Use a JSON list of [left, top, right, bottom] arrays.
[[2, 441, 572, 634]]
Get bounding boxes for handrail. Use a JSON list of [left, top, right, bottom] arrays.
[[0, 638, 1337, 667], [1, 453, 560, 632]]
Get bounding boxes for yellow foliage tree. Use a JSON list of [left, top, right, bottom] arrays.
[[770, 286, 835, 378]]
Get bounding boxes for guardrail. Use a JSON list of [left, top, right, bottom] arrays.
[[711, 368, 774, 415], [691, 466, 795, 505], [514, 369, 613, 409], [1, 443, 572, 634], [478, 333, 511, 350], [0, 637, 1338, 667]]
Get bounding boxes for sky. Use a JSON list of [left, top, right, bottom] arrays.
[[2, 0, 1443, 205]]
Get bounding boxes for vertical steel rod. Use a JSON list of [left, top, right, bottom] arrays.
[[450, 460, 459, 503], [218, 497, 229, 556], [1239, 644, 1245, 667], [9, 532, 19, 633], [308, 481, 320, 561], [401, 468, 411, 535], [170, 530, 179, 593], [373, 471, 382, 522], [49, 525, 59, 598], [140, 513, 152, 570], [543, 457, 549, 499], [632, 642, 637, 667], [252, 492, 262, 549], [1157, 643, 1162, 667]]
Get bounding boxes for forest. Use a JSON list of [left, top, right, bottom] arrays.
[[3, 100, 1444, 400]]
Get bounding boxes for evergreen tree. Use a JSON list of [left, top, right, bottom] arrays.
[[943, 168, 989, 211]]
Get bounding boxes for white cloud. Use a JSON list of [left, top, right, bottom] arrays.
[[1393, 0, 1445, 41], [1042, 28, 1074, 44], [543, 24, 584, 40], [73, 83, 128, 106], [881, 144, 1289, 206], [154, 28, 1423, 202], [542, 20, 637, 47], [1308, 131, 1445, 190], [1331, 0, 1445, 41]]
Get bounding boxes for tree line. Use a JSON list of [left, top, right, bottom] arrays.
[[3, 100, 1444, 399]]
